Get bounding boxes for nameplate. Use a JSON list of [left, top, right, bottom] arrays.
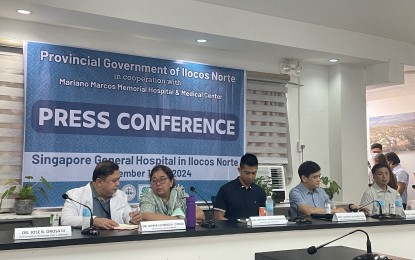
[[247, 215, 288, 227], [403, 210, 415, 219], [139, 219, 186, 232], [14, 226, 72, 240], [332, 212, 366, 222]]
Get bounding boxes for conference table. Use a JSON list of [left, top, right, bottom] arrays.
[[0, 217, 413, 259]]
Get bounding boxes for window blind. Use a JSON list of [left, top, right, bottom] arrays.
[[0, 47, 24, 210], [246, 71, 291, 166]]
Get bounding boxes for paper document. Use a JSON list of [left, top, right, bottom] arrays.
[[113, 224, 139, 230]]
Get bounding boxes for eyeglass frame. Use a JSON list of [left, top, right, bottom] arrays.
[[150, 177, 169, 186]]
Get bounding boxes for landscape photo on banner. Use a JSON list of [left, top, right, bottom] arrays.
[[23, 41, 245, 207]]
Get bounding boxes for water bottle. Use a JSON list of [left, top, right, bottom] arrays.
[[185, 196, 196, 228], [82, 208, 91, 230], [395, 196, 403, 216], [265, 196, 273, 216], [376, 193, 385, 215]]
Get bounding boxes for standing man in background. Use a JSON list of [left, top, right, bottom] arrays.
[[213, 153, 266, 221], [368, 143, 383, 185]]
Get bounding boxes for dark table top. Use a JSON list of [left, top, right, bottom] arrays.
[[1, 217, 414, 251], [255, 246, 410, 260]]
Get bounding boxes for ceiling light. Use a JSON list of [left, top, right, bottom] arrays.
[[328, 58, 339, 63], [16, 9, 32, 15], [196, 39, 207, 43], [280, 59, 302, 75]]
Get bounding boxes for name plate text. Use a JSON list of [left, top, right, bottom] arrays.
[[248, 215, 288, 227], [14, 226, 72, 240], [140, 219, 186, 232], [332, 212, 366, 222], [403, 210, 415, 219]]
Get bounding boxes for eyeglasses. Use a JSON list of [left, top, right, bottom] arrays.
[[151, 177, 168, 185]]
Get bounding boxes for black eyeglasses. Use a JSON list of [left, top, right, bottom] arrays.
[[151, 177, 168, 185]]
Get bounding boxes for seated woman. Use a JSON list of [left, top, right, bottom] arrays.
[[140, 165, 205, 221], [361, 163, 402, 216]]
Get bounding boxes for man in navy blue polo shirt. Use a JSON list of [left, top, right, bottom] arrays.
[[213, 153, 266, 220]]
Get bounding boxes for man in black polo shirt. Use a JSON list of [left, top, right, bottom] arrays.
[[213, 153, 266, 220]]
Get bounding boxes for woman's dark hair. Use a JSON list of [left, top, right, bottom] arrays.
[[373, 153, 387, 165], [385, 152, 400, 165], [298, 161, 321, 178], [149, 165, 176, 188], [92, 160, 119, 181]]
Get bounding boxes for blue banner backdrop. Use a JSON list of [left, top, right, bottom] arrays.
[[23, 42, 245, 207]]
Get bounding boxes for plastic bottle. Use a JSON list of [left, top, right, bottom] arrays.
[[376, 193, 385, 215], [82, 208, 91, 230], [265, 196, 273, 216], [395, 196, 403, 216], [185, 196, 196, 228]]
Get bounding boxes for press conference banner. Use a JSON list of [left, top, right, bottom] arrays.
[[23, 42, 245, 207]]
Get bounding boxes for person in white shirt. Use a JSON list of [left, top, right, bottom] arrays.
[[61, 161, 142, 229], [361, 163, 402, 216], [385, 152, 409, 209]]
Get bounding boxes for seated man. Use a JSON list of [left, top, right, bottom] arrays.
[[289, 161, 365, 218], [214, 153, 266, 221], [361, 163, 402, 215], [61, 160, 141, 229]]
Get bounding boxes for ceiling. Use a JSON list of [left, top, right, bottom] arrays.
[[197, 0, 415, 44], [0, 0, 414, 68]]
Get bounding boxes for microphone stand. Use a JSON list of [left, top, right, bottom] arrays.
[[370, 200, 387, 220], [358, 199, 387, 219], [189, 187, 216, 229], [62, 194, 100, 235], [307, 229, 380, 260]]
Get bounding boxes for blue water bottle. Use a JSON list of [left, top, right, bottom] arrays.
[[395, 196, 403, 216], [186, 195, 196, 228]]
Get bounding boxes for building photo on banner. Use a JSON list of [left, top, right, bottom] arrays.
[[22, 41, 246, 207]]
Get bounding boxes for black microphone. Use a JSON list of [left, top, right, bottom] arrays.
[[412, 185, 415, 189], [288, 201, 312, 224], [189, 186, 216, 229], [307, 229, 379, 260], [358, 199, 386, 219], [62, 194, 99, 235]]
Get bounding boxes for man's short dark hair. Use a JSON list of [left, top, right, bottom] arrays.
[[370, 143, 382, 150], [298, 161, 321, 178], [92, 160, 119, 181], [385, 152, 400, 165], [240, 153, 258, 168], [371, 163, 391, 175]]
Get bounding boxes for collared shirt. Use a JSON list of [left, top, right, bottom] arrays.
[[392, 164, 409, 204], [214, 177, 266, 220], [90, 183, 112, 219], [360, 182, 401, 215], [289, 182, 331, 218]]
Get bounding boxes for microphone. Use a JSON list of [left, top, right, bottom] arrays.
[[288, 201, 312, 224], [189, 186, 216, 229], [62, 194, 99, 235], [412, 185, 415, 189], [307, 229, 379, 260], [358, 199, 386, 219]]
